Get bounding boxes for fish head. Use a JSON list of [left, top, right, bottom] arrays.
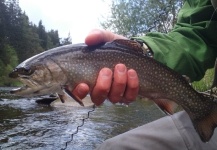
[[9, 59, 66, 97]]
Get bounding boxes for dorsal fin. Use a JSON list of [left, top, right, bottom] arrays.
[[182, 75, 191, 85], [113, 39, 144, 55]]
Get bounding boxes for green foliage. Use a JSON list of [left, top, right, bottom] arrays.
[[0, 45, 20, 86], [101, 0, 183, 37], [0, 59, 5, 77], [0, 0, 71, 86], [192, 69, 214, 92], [60, 32, 72, 46], [48, 29, 60, 48], [0, 44, 18, 67]]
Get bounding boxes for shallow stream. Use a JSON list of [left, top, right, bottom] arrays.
[[0, 87, 165, 150]]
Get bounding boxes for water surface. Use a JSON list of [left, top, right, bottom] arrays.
[[0, 87, 165, 150]]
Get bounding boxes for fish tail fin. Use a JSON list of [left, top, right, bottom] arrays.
[[190, 101, 217, 142]]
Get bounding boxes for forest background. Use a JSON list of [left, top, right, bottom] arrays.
[[0, 0, 71, 85], [0, 0, 213, 91]]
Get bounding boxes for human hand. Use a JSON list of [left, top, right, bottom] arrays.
[[72, 29, 139, 106], [84, 29, 127, 45]]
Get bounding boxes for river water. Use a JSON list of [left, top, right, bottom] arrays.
[[0, 87, 165, 150]]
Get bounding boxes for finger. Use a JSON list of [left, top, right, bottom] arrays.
[[91, 68, 113, 106], [123, 69, 139, 104], [72, 83, 90, 100], [108, 64, 127, 103], [85, 29, 126, 46]]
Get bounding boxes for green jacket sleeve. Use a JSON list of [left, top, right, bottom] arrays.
[[133, 0, 217, 81]]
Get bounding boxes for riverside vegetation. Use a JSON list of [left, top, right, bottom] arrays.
[[1, 0, 213, 92], [0, 0, 71, 86]]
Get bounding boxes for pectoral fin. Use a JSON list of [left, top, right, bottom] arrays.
[[58, 93, 66, 103], [63, 87, 84, 106], [153, 99, 178, 115]]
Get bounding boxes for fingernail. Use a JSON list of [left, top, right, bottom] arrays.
[[117, 64, 126, 74], [128, 70, 137, 78], [89, 29, 101, 34], [101, 69, 112, 78]]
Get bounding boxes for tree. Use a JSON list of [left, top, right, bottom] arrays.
[[101, 0, 183, 37], [48, 29, 60, 47], [17, 13, 44, 61], [37, 20, 48, 49], [37, 20, 61, 49], [0, 44, 19, 86], [0, 44, 18, 67], [60, 32, 72, 45], [0, 0, 7, 42], [5, 0, 22, 43], [0, 0, 70, 85]]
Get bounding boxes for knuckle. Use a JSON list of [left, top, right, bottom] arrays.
[[115, 81, 126, 87], [127, 79, 139, 89], [128, 83, 139, 90], [97, 85, 110, 94]]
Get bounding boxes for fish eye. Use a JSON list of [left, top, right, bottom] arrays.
[[13, 68, 18, 72], [18, 67, 34, 75]]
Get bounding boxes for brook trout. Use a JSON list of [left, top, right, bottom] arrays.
[[9, 39, 217, 142]]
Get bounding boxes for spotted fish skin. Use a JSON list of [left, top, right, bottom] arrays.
[[9, 39, 217, 142]]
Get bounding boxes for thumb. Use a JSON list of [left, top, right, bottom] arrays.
[[85, 29, 126, 46]]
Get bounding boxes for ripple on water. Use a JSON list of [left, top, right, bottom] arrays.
[[0, 88, 165, 150]]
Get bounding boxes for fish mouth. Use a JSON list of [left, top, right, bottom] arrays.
[[9, 73, 47, 96], [10, 84, 46, 97], [10, 85, 28, 94]]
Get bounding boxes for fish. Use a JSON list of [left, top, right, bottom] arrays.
[[8, 39, 217, 142]]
